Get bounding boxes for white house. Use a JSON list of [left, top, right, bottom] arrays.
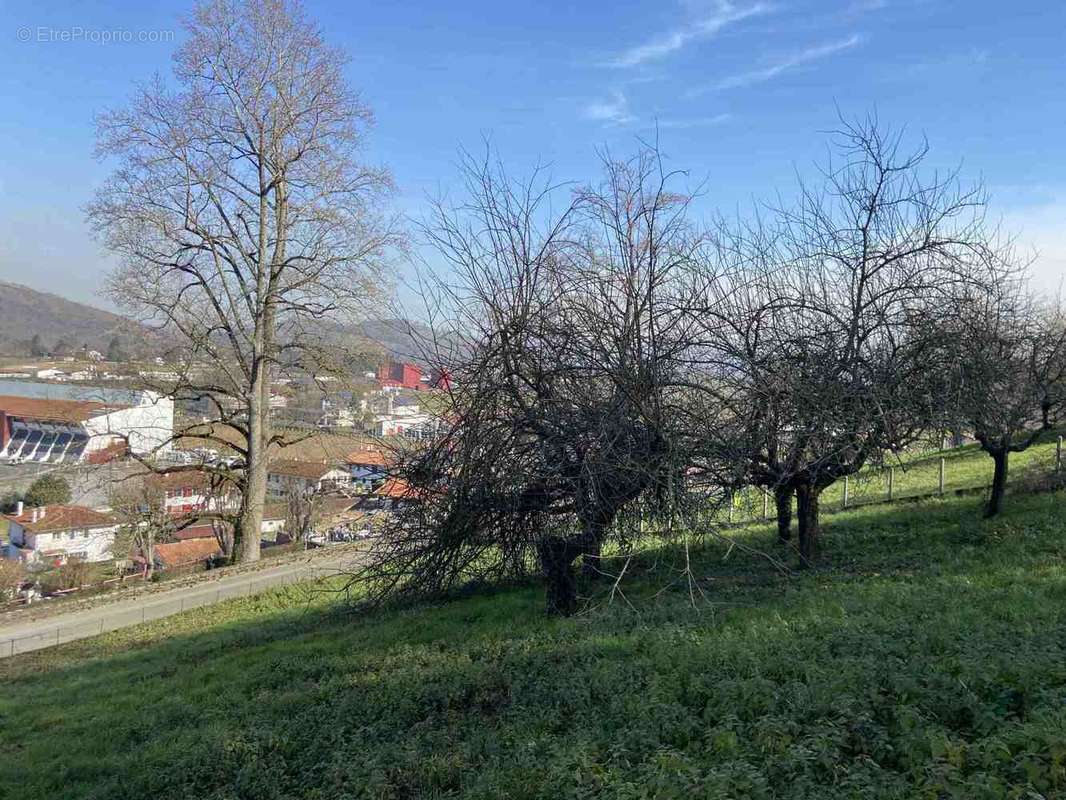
[[146, 470, 239, 516], [3, 504, 119, 565], [267, 460, 351, 498]]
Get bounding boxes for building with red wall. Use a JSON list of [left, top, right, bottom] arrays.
[[377, 361, 423, 390]]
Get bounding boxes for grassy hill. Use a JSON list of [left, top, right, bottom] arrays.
[[0, 281, 160, 357], [3, 486, 1066, 799]]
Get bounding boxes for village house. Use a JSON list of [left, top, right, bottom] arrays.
[[346, 447, 390, 490], [146, 470, 239, 515], [2, 503, 119, 565], [266, 459, 351, 498]]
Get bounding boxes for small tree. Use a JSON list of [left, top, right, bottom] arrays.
[[24, 474, 72, 507], [0, 559, 27, 601], [106, 336, 128, 363], [938, 284, 1066, 516], [29, 334, 46, 357], [697, 117, 1006, 563], [57, 556, 91, 591], [111, 480, 177, 578], [285, 486, 322, 543]]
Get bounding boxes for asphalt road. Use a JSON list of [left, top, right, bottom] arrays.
[[0, 549, 364, 658]]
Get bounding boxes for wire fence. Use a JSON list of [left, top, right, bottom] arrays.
[[719, 435, 1064, 524], [0, 564, 344, 658]]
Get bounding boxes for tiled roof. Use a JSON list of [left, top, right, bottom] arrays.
[[269, 459, 346, 480], [153, 538, 222, 567], [0, 394, 126, 424], [145, 470, 218, 491], [3, 505, 116, 533], [374, 477, 416, 499], [345, 448, 389, 467]]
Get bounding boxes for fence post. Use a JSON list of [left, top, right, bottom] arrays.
[[727, 492, 734, 523], [939, 458, 946, 494], [56, 628, 60, 647], [887, 467, 894, 502], [1057, 436, 1063, 472], [843, 476, 849, 508], [762, 489, 769, 520]]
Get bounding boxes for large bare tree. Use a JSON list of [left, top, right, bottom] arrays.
[[88, 0, 397, 561], [356, 148, 725, 615]]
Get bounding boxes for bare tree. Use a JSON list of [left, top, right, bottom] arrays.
[[111, 480, 176, 579], [284, 485, 322, 543], [356, 147, 726, 615], [87, 0, 397, 562], [936, 280, 1066, 516], [697, 117, 1006, 563]]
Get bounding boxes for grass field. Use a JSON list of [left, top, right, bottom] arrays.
[[2, 487, 1066, 799], [726, 431, 1064, 521]]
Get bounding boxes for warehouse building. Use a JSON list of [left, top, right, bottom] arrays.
[[0, 390, 173, 464]]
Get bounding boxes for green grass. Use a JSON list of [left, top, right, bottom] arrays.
[[2, 488, 1066, 799], [726, 431, 1064, 520]]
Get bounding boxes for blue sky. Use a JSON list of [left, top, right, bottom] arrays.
[[1, 0, 1064, 308]]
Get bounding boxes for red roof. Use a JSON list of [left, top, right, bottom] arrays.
[[3, 505, 116, 533], [0, 394, 126, 424], [154, 538, 222, 568], [172, 523, 219, 541], [345, 448, 389, 467], [374, 477, 415, 499]]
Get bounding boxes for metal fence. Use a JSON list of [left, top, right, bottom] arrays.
[[1, 565, 343, 658]]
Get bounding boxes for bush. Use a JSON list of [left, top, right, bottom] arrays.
[[0, 559, 26, 600], [56, 556, 90, 591], [0, 491, 23, 513], [23, 475, 71, 508]]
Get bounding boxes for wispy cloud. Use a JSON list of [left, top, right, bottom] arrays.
[[650, 113, 733, 130], [610, 1, 774, 68], [689, 34, 864, 95], [582, 90, 635, 125]]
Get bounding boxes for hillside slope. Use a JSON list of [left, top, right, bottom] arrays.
[[2, 489, 1066, 799], [0, 281, 153, 355]]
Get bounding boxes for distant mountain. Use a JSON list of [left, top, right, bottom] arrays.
[[0, 281, 156, 357], [0, 281, 450, 366], [354, 318, 437, 365]]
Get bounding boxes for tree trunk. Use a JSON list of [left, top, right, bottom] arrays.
[[235, 386, 266, 563], [537, 535, 584, 616], [985, 448, 1009, 518], [774, 485, 793, 543], [580, 517, 610, 580], [795, 483, 821, 565]]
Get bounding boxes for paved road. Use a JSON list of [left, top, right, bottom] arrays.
[[0, 548, 365, 658]]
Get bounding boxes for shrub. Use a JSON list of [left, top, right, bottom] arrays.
[[56, 556, 90, 591], [0, 559, 26, 600], [23, 474, 72, 508]]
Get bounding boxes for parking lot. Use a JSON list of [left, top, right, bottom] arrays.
[[0, 459, 144, 508]]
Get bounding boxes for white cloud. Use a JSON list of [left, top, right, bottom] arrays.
[[689, 34, 864, 95], [610, 1, 774, 68], [650, 113, 733, 129], [582, 90, 636, 125]]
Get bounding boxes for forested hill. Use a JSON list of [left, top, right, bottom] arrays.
[[0, 281, 154, 357]]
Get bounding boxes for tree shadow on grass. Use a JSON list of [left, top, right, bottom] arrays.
[[2, 490, 1065, 799]]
